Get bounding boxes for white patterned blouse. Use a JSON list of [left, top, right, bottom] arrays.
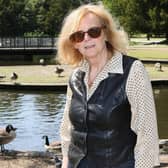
[[60, 52, 160, 168]]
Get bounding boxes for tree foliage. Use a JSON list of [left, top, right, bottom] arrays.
[[0, 0, 26, 36], [103, 0, 168, 39], [0, 0, 167, 38]]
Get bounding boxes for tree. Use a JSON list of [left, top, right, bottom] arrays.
[[103, 0, 151, 36], [0, 0, 26, 36], [34, 0, 102, 36], [34, 0, 81, 36], [22, 0, 39, 36], [102, 0, 168, 40], [0, 0, 104, 37], [148, 0, 168, 40]]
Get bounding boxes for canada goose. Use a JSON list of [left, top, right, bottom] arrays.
[[42, 135, 61, 151], [0, 124, 17, 152], [54, 155, 62, 168], [55, 67, 64, 77], [10, 72, 18, 80], [39, 58, 46, 66], [154, 62, 163, 71]]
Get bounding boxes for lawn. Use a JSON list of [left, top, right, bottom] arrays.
[[145, 64, 168, 80], [0, 65, 71, 84], [128, 47, 168, 60], [128, 37, 168, 59], [0, 63, 167, 85], [0, 43, 167, 84]]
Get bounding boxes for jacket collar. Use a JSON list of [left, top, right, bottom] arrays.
[[79, 51, 124, 100], [80, 51, 123, 75]]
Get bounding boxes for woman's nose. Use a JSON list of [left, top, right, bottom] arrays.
[[83, 32, 91, 41]]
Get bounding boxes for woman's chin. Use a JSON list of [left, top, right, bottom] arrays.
[[84, 53, 98, 60]]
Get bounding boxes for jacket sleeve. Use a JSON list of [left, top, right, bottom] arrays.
[[126, 60, 160, 168], [60, 85, 72, 157]]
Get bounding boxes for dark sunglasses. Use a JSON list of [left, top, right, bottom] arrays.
[[69, 26, 106, 43]]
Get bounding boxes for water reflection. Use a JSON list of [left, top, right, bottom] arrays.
[[0, 87, 167, 151], [0, 90, 66, 151]]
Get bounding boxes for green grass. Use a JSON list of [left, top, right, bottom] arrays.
[[145, 65, 168, 80], [128, 46, 168, 79], [128, 49, 168, 60], [129, 37, 168, 59], [0, 63, 167, 85], [0, 65, 70, 84], [0, 44, 167, 84]]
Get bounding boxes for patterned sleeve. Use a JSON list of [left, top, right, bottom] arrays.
[[126, 60, 160, 168], [60, 85, 72, 157]]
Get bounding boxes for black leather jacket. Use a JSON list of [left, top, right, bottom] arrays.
[[68, 55, 137, 168]]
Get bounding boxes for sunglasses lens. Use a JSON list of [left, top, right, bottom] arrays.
[[70, 31, 84, 43], [88, 27, 101, 38], [69, 26, 104, 43]]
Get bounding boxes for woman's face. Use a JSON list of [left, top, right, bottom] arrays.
[[73, 13, 107, 60]]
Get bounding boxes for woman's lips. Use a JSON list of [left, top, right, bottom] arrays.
[[84, 44, 95, 49]]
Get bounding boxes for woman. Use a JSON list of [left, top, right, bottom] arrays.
[[58, 4, 160, 168]]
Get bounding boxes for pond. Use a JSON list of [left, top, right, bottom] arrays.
[[0, 87, 167, 152], [0, 90, 65, 152]]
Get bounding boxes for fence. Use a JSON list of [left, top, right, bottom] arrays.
[[0, 37, 57, 48]]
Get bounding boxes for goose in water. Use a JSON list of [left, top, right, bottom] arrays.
[[42, 135, 61, 151]]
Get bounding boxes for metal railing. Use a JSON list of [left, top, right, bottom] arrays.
[[0, 37, 57, 48]]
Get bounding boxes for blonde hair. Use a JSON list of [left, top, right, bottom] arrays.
[[57, 3, 128, 66]]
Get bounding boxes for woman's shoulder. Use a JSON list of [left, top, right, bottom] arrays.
[[69, 66, 86, 82], [123, 54, 138, 61], [122, 54, 144, 68]]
